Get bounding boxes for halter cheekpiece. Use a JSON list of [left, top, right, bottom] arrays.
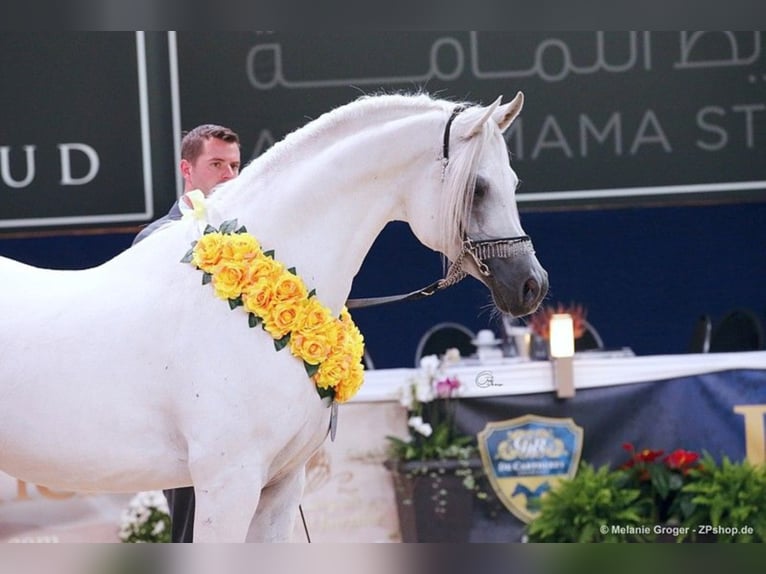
[[346, 105, 535, 309]]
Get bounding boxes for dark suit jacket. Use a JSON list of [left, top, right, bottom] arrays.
[[133, 200, 183, 245]]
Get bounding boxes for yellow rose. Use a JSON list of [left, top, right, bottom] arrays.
[[273, 273, 308, 303], [242, 277, 275, 317], [289, 329, 334, 365], [192, 232, 225, 271], [295, 298, 334, 332], [333, 362, 365, 403], [246, 256, 284, 284], [264, 300, 304, 339], [314, 353, 350, 390], [212, 260, 250, 300], [221, 233, 261, 262]]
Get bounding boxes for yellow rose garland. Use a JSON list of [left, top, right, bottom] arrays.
[[181, 219, 365, 403]]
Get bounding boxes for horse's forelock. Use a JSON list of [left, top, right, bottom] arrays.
[[440, 106, 491, 255]]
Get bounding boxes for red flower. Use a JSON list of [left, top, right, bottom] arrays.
[[620, 442, 664, 464], [663, 449, 700, 473]]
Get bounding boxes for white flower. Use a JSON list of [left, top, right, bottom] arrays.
[[414, 375, 435, 404], [443, 347, 461, 365], [408, 416, 433, 437], [419, 354, 440, 378], [119, 491, 170, 543], [398, 380, 414, 409]]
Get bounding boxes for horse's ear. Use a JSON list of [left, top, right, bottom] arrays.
[[466, 92, 524, 138], [495, 91, 524, 133], [466, 96, 503, 138]]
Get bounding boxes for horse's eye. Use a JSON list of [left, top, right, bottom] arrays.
[[474, 178, 488, 200]]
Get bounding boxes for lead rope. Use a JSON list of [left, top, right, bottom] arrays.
[[299, 504, 311, 543]]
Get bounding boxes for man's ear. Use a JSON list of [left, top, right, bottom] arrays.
[[180, 159, 192, 181]]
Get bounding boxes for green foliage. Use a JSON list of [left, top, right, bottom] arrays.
[[526, 462, 645, 542], [527, 445, 766, 543], [681, 453, 766, 542], [119, 491, 171, 543]]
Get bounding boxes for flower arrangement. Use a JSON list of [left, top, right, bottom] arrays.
[[118, 491, 171, 543], [526, 442, 766, 542], [385, 350, 498, 501], [386, 349, 474, 463], [617, 442, 701, 527], [181, 219, 365, 403], [528, 302, 588, 340]]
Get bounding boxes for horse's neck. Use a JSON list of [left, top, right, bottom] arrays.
[[210, 104, 444, 312]]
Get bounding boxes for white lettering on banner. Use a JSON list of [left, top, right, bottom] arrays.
[[245, 32, 761, 91], [58, 143, 100, 185], [249, 129, 277, 161], [0, 145, 36, 188], [0, 143, 100, 189], [697, 104, 766, 150], [733, 405, 766, 465], [507, 111, 673, 161]]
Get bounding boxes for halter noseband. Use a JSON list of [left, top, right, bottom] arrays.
[[346, 105, 534, 309]]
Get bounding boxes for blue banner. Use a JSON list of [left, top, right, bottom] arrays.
[[457, 369, 766, 541]]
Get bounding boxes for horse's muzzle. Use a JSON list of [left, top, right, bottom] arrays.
[[485, 256, 549, 317]]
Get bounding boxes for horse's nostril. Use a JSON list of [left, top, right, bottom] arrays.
[[523, 277, 540, 305]]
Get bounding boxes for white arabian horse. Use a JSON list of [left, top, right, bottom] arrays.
[[0, 92, 547, 542]]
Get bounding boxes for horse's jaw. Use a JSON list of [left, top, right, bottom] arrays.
[[481, 254, 549, 317]]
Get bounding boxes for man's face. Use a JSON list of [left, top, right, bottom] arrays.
[[182, 137, 241, 194]]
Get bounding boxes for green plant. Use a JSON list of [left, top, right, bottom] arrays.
[[526, 462, 646, 542], [527, 444, 766, 543], [680, 453, 766, 542], [118, 491, 171, 543]]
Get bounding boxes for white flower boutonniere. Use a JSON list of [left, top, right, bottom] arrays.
[[179, 189, 209, 232]]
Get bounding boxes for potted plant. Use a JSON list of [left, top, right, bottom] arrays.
[[118, 490, 171, 543], [680, 453, 766, 542], [524, 461, 646, 542], [384, 349, 494, 542], [526, 443, 766, 542]]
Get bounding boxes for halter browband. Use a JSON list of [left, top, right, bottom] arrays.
[[442, 105, 466, 162], [346, 105, 534, 310]]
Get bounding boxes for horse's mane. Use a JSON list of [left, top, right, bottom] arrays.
[[211, 92, 493, 253]]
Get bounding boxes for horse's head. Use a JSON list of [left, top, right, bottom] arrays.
[[407, 92, 548, 317]]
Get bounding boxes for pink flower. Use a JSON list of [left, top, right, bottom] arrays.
[[435, 376, 460, 398]]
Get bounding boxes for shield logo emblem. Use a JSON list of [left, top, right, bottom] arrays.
[[477, 415, 583, 523]]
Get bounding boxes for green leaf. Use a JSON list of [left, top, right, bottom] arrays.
[[180, 247, 195, 264], [202, 272, 212, 285], [317, 386, 335, 400], [274, 333, 291, 351], [308, 288, 316, 299], [203, 224, 217, 235], [248, 313, 261, 328], [235, 225, 247, 234], [288, 267, 297, 275], [228, 296, 243, 310], [263, 249, 275, 259], [304, 361, 319, 378], [219, 219, 238, 234]]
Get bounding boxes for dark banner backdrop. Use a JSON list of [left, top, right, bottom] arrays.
[[0, 32, 764, 367], [176, 31, 766, 210]]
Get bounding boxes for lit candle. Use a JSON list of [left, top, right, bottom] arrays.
[[549, 313, 575, 358]]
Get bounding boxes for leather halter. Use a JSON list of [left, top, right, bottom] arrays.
[[346, 105, 534, 309]]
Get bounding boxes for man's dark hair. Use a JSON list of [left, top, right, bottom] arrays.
[[181, 124, 240, 163]]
